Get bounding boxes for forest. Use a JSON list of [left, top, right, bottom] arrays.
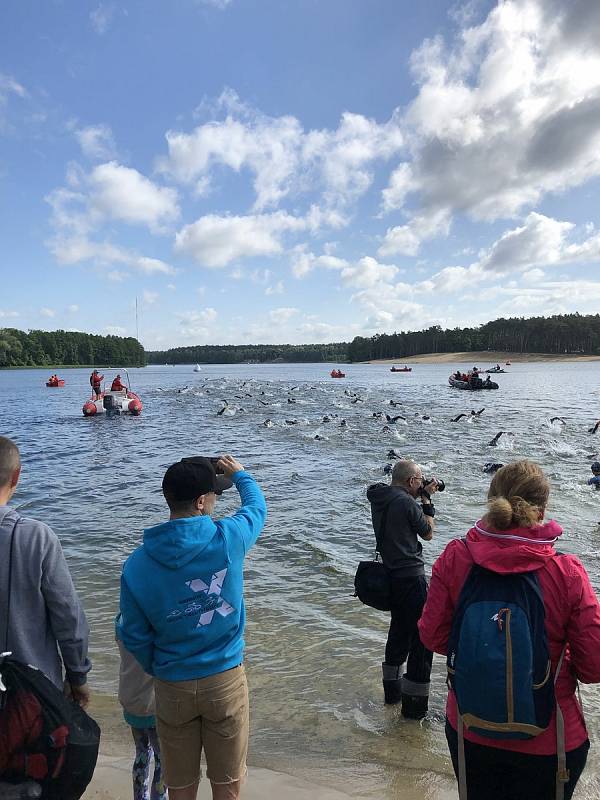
[[0, 328, 144, 367], [346, 313, 600, 362], [3, 313, 600, 367], [146, 341, 349, 364]]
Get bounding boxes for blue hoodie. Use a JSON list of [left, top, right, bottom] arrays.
[[117, 470, 267, 681]]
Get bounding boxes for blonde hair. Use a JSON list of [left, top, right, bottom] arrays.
[[486, 460, 549, 530]]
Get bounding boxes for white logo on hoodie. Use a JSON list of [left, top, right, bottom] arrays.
[[186, 568, 234, 627]]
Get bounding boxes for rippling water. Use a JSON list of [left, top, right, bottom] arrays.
[[2, 362, 600, 798]]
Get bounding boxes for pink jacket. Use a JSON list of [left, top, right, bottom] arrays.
[[418, 519, 600, 755]]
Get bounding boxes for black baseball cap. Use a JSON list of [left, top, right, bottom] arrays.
[[162, 457, 233, 501]]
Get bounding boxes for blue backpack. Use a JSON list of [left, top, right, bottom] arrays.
[[447, 563, 554, 739]]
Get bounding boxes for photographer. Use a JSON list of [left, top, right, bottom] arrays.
[[367, 459, 439, 718], [118, 455, 267, 800]]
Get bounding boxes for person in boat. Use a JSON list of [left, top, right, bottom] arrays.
[[90, 370, 103, 399], [111, 374, 126, 392], [418, 461, 600, 800], [461, 373, 469, 382], [454, 371, 462, 380], [484, 376, 493, 387]]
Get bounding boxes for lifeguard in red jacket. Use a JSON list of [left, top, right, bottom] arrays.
[[90, 370, 103, 399], [111, 374, 126, 392]]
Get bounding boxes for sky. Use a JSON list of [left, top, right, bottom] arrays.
[[3, 0, 600, 350]]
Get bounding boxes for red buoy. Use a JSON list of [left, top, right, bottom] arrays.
[[82, 401, 97, 416], [128, 398, 142, 416]]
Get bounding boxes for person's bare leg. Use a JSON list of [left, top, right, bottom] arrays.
[[211, 780, 241, 800], [168, 783, 199, 800]]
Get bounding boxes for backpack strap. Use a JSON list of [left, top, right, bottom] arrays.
[[374, 504, 390, 556], [4, 518, 19, 652], [554, 644, 568, 800]]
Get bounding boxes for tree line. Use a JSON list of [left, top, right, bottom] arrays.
[[346, 313, 600, 362], [146, 342, 349, 364], [0, 328, 144, 368], [3, 313, 600, 368]]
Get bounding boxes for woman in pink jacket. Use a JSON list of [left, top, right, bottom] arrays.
[[418, 460, 600, 800]]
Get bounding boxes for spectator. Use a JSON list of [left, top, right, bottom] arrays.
[[367, 459, 438, 718], [0, 436, 91, 706], [118, 455, 267, 800], [419, 460, 600, 800]]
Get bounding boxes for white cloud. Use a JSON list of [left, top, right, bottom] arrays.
[[174, 211, 305, 268], [340, 256, 399, 289], [48, 235, 175, 275], [265, 281, 284, 296], [167, 283, 177, 291], [197, 0, 232, 8], [67, 304, 79, 313], [0, 74, 27, 100], [268, 307, 299, 324], [142, 290, 159, 305], [103, 325, 127, 335], [378, 0, 600, 254], [87, 162, 179, 231], [40, 307, 55, 318], [90, 4, 115, 35], [160, 89, 403, 212], [0, 309, 19, 319], [107, 270, 128, 282], [75, 124, 116, 161], [175, 307, 218, 338]]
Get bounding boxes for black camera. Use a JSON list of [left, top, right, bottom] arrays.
[[418, 478, 445, 494]]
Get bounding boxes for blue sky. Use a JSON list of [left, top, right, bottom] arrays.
[[2, 0, 600, 349]]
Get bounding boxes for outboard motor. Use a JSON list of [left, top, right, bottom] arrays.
[[103, 394, 120, 415]]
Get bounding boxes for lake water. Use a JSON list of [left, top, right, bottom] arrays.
[[2, 362, 600, 799]]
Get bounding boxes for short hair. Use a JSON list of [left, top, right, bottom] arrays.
[[391, 459, 420, 485], [0, 436, 20, 488]]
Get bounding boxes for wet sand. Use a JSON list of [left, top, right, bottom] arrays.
[[369, 351, 600, 364], [84, 694, 457, 800]]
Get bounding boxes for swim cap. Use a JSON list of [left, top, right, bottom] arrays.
[[592, 462, 600, 472]]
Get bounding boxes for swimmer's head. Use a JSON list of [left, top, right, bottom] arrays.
[[591, 461, 600, 475]]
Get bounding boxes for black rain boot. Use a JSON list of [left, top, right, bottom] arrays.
[[382, 662, 403, 705], [400, 675, 430, 719]]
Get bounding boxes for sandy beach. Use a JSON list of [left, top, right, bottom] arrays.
[[368, 351, 600, 364]]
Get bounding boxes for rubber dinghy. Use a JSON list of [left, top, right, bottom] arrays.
[[448, 376, 498, 390], [82, 369, 142, 416]]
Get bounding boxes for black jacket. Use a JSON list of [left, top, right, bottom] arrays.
[[366, 483, 430, 577]]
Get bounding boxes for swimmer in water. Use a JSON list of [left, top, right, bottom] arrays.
[[550, 417, 566, 425], [483, 462, 504, 474], [589, 421, 600, 434], [386, 414, 406, 423], [588, 461, 600, 489], [488, 432, 505, 446], [263, 419, 273, 427], [451, 413, 468, 422]]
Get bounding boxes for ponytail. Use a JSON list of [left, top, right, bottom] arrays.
[[486, 461, 549, 530]]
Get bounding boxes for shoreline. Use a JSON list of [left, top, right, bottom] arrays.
[[367, 350, 600, 364], [85, 693, 456, 800]]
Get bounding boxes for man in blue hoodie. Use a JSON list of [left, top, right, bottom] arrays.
[[118, 454, 267, 800]]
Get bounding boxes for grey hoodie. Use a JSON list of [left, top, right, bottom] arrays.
[[0, 505, 91, 688]]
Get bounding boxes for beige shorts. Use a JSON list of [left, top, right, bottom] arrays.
[[154, 665, 248, 788]]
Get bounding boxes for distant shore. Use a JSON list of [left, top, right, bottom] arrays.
[[368, 351, 600, 364]]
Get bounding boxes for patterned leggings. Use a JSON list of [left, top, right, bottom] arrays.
[[131, 727, 167, 800]]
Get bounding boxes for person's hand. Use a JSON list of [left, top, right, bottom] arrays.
[[217, 454, 244, 477], [64, 680, 91, 709]]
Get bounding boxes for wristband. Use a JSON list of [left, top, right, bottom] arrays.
[[422, 504, 435, 518]]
